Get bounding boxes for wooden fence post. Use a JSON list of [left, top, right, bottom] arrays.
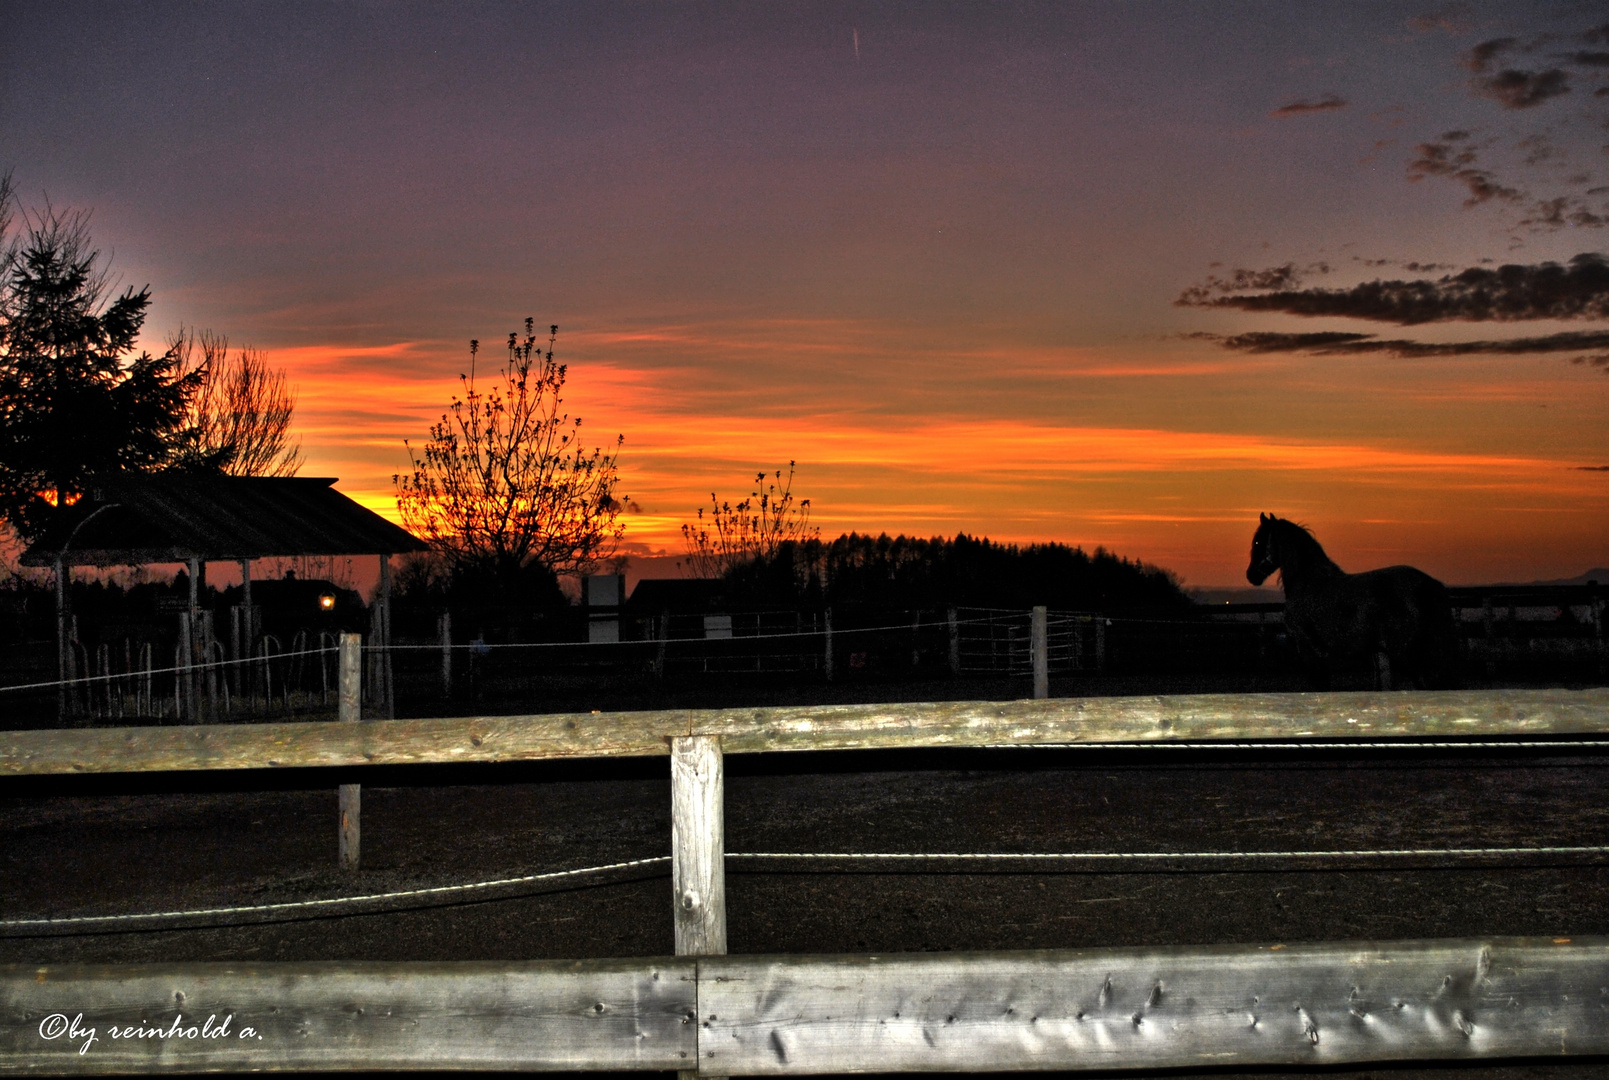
[[947, 607, 961, 676], [1031, 605, 1048, 700], [338, 632, 362, 871], [1095, 616, 1107, 671], [670, 734, 725, 957], [823, 608, 834, 681], [438, 611, 452, 697]]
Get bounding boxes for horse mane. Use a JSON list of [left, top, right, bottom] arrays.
[[1268, 516, 1342, 578]]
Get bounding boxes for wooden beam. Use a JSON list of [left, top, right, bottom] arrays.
[[4, 688, 1608, 777], [0, 711, 676, 776], [671, 736, 726, 957], [0, 959, 697, 1073], [338, 633, 362, 871], [697, 938, 1609, 1075]]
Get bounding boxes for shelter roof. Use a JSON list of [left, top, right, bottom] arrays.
[[21, 475, 429, 567]]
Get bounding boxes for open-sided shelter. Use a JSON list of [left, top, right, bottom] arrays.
[[21, 475, 428, 719]]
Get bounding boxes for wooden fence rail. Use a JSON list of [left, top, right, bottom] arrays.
[[4, 683, 1608, 1074], [6, 687, 1609, 776], [4, 939, 1608, 1074]]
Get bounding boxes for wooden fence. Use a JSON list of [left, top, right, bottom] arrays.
[[3, 641, 1608, 1074]]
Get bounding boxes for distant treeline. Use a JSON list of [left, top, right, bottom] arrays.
[[722, 533, 1191, 613]]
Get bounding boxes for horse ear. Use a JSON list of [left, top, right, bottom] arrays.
[[1260, 512, 1269, 522]]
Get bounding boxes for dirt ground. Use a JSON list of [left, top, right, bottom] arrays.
[[4, 735, 1609, 1079]]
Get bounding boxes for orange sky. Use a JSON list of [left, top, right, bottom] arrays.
[[274, 317, 1609, 587]]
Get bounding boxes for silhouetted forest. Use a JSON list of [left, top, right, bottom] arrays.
[[721, 533, 1192, 612]]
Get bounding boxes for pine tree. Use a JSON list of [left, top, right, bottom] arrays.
[[0, 190, 203, 539]]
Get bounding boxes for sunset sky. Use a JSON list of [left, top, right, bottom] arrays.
[[4, 2, 1608, 586]]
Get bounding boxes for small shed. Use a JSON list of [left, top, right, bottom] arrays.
[[21, 475, 428, 720]]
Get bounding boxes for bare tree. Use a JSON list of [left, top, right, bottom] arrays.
[[394, 321, 625, 580], [681, 462, 815, 578], [169, 329, 303, 476]]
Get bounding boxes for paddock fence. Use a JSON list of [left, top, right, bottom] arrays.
[[3, 651, 1609, 1074], [7, 582, 1607, 730]]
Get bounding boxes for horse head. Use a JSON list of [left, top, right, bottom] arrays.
[[1246, 511, 1280, 585]]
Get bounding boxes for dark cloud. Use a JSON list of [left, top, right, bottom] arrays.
[[1176, 253, 1609, 324], [1408, 6, 1468, 34], [1571, 353, 1609, 372], [1584, 25, 1609, 45], [1564, 51, 1609, 67], [1407, 136, 1523, 205], [1472, 67, 1571, 109], [1193, 329, 1609, 359], [1577, 464, 1609, 470], [1270, 96, 1347, 117], [1463, 38, 1518, 74]]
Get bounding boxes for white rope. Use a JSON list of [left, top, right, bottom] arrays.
[[7, 845, 1606, 935], [0, 857, 670, 933]]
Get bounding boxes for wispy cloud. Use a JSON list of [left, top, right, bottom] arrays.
[[1191, 328, 1609, 359], [1270, 96, 1347, 117]]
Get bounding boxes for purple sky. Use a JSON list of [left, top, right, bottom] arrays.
[[4, 2, 1607, 584]]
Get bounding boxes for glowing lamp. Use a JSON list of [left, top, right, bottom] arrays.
[[318, 592, 337, 612]]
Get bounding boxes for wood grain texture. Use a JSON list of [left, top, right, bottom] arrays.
[[697, 938, 1609, 1075], [337, 633, 361, 725], [337, 783, 360, 871], [672, 736, 726, 958], [0, 710, 678, 776], [5, 689, 1607, 777], [0, 959, 697, 1074], [698, 687, 1609, 754]]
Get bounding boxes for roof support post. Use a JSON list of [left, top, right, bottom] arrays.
[[378, 553, 394, 720], [54, 558, 69, 723], [234, 559, 252, 699], [187, 557, 203, 722]]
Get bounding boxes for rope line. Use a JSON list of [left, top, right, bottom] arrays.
[[0, 856, 670, 934], [7, 845, 1607, 935], [732, 846, 1609, 863]]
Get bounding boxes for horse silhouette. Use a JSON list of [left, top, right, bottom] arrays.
[[1246, 513, 1457, 690]]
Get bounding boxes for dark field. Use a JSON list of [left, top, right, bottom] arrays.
[[4, 729, 1609, 1079]]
